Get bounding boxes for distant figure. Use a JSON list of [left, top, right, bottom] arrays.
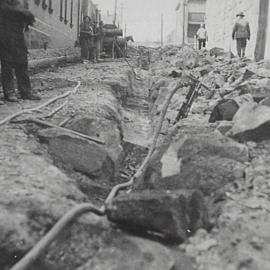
[[0, 0, 41, 102], [232, 12, 250, 58], [80, 16, 93, 60], [196, 24, 207, 50], [95, 21, 105, 62]]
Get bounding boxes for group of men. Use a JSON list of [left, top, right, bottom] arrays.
[[197, 11, 250, 58], [80, 16, 104, 63], [0, 0, 40, 103]]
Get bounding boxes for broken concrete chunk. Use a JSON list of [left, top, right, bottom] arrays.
[[38, 128, 115, 181], [107, 189, 209, 241], [138, 129, 247, 195], [259, 97, 270, 107], [209, 47, 226, 58], [239, 78, 270, 100], [107, 190, 189, 241], [174, 156, 245, 195], [228, 103, 270, 142], [209, 99, 239, 123], [177, 133, 249, 163], [67, 117, 124, 164]]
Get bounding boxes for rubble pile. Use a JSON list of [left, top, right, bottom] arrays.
[[137, 45, 270, 270], [1, 44, 270, 270]]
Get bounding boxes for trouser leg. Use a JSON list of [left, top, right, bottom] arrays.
[[198, 40, 202, 50], [89, 47, 96, 62], [96, 41, 101, 61], [241, 38, 247, 57], [236, 39, 242, 57], [1, 61, 16, 99], [202, 39, 206, 48], [14, 62, 32, 97], [80, 38, 88, 60]]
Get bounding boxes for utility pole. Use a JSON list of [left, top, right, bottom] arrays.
[[120, 3, 124, 29], [125, 24, 127, 37], [161, 14, 164, 47], [113, 0, 118, 25], [182, 0, 186, 45]]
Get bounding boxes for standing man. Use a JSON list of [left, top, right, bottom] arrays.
[[0, 0, 41, 102], [232, 12, 250, 58], [80, 16, 93, 61], [196, 24, 207, 50]]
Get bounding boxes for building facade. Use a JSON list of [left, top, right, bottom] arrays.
[[205, 0, 269, 60], [19, 0, 100, 49], [172, 0, 206, 46]]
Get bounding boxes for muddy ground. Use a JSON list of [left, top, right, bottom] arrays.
[[1, 46, 270, 270]]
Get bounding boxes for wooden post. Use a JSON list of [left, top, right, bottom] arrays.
[[182, 0, 186, 45], [161, 14, 164, 47], [113, 0, 118, 25], [255, 0, 269, 61]]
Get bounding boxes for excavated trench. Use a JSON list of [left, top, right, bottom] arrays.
[[3, 53, 243, 270], [4, 47, 270, 270], [30, 61, 217, 256]]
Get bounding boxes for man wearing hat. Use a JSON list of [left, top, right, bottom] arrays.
[[0, 0, 41, 102], [232, 12, 250, 58]]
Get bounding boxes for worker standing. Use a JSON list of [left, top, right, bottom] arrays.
[[0, 0, 41, 102], [196, 24, 207, 50], [232, 12, 250, 58], [80, 16, 93, 61]]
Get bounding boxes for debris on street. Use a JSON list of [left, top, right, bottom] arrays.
[[1, 1, 270, 270]]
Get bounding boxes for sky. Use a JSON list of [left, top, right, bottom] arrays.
[[94, 0, 179, 42]]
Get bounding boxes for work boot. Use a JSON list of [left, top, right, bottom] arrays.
[[21, 92, 41, 100], [5, 93, 18, 102]]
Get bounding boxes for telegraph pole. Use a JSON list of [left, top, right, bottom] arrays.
[[161, 14, 164, 47], [120, 4, 124, 29], [113, 0, 118, 25], [182, 0, 186, 45]]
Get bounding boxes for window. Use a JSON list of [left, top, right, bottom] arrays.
[[188, 12, 205, 23], [70, 0, 73, 27], [64, 0, 68, 24], [42, 0, 47, 10], [77, 0, 81, 38], [48, 0, 53, 14], [60, 0, 64, 21]]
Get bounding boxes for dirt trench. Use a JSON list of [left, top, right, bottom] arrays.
[[2, 46, 270, 270], [1, 59, 192, 270], [0, 54, 226, 270]]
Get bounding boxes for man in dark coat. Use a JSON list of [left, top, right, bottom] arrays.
[[0, 0, 40, 102], [232, 12, 251, 58], [80, 16, 93, 61]]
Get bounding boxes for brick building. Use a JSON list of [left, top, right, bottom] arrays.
[[19, 0, 100, 49], [205, 0, 269, 60]]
